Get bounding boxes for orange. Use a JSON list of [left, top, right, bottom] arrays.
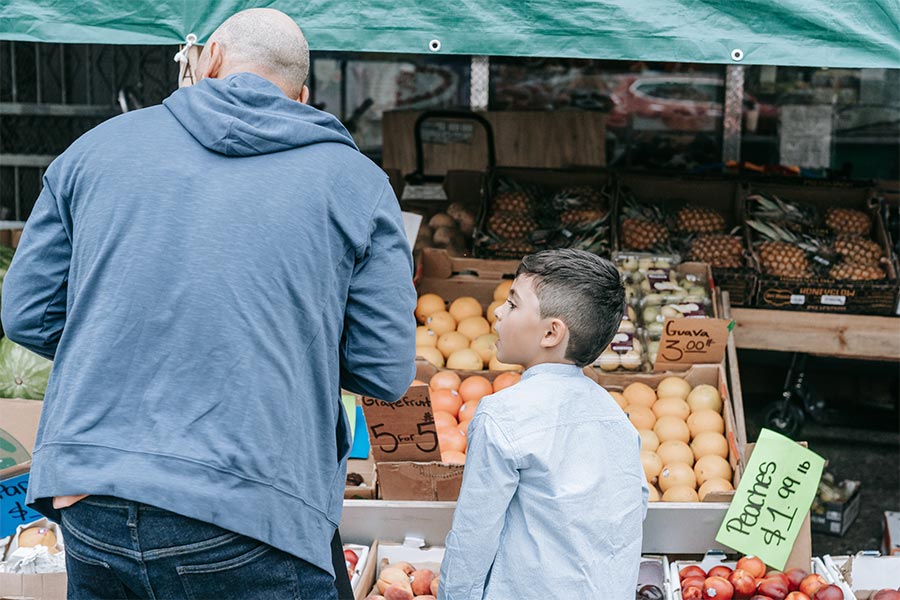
[[429, 371, 461, 392], [492, 372, 521, 392], [441, 450, 467, 464], [433, 410, 458, 430], [438, 427, 467, 453], [416, 293, 446, 323], [457, 401, 479, 423], [430, 389, 462, 417], [457, 419, 473, 436], [459, 376, 492, 404], [448, 297, 483, 322]]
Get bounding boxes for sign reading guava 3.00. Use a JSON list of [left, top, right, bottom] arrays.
[[715, 429, 824, 570]]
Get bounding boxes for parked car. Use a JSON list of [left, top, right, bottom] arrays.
[[607, 75, 777, 133]]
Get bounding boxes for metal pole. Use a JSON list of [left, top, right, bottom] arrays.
[[469, 56, 489, 111], [9, 43, 17, 102], [34, 44, 42, 103], [722, 64, 744, 164], [60, 45, 67, 104]]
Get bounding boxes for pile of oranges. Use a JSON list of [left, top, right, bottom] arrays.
[[420, 370, 522, 465], [414, 282, 522, 372], [612, 377, 733, 503]]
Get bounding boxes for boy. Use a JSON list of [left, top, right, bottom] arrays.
[[439, 249, 648, 600]]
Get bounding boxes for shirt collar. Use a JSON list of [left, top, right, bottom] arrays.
[[521, 362, 584, 381]]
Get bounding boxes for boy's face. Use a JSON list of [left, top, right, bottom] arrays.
[[493, 275, 547, 368]]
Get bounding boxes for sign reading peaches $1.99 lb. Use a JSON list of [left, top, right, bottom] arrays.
[[716, 429, 824, 570]]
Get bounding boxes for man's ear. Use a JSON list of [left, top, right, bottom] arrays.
[[199, 41, 224, 80], [540, 318, 569, 350], [298, 85, 310, 104]]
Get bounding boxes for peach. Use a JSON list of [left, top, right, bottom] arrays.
[[376, 568, 411, 594], [384, 584, 414, 600], [410, 570, 434, 596], [431, 575, 439, 596]]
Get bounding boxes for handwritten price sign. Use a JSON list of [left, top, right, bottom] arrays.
[[361, 385, 441, 462], [716, 429, 824, 570], [653, 318, 733, 371]]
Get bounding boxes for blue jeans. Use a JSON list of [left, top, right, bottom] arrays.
[[59, 496, 338, 600]]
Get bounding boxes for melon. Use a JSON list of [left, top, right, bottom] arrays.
[[0, 338, 52, 400]]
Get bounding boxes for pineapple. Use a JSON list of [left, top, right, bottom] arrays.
[[757, 241, 810, 277], [690, 234, 744, 268], [622, 218, 668, 250], [833, 236, 883, 266], [825, 207, 871, 236], [676, 206, 726, 233], [560, 208, 608, 228], [493, 191, 532, 213], [491, 241, 538, 257], [553, 186, 608, 210], [829, 263, 885, 281], [488, 213, 538, 241]]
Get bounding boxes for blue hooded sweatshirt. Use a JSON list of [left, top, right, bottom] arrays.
[[1, 72, 417, 574]]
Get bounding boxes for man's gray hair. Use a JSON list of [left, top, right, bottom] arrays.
[[210, 9, 309, 98]]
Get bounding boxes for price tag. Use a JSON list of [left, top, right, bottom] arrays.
[[1, 472, 42, 538], [361, 385, 441, 462], [715, 429, 825, 570], [653, 318, 732, 371]]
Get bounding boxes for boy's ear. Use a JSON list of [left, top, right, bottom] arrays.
[[540, 318, 569, 349]]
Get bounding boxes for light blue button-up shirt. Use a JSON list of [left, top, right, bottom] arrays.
[[439, 363, 648, 600]]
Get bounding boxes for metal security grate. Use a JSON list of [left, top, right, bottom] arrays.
[[0, 42, 179, 220]]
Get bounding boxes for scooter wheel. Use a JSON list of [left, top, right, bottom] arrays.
[[763, 402, 804, 437]]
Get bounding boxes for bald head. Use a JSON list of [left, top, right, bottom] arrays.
[[198, 8, 310, 100]]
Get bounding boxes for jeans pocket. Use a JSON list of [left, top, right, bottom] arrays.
[[176, 541, 301, 600], [64, 544, 131, 600]]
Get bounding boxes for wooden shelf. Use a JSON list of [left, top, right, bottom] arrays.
[[732, 308, 900, 361]]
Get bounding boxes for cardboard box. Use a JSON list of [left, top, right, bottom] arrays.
[[820, 553, 900, 600], [670, 550, 814, 592], [360, 383, 464, 502], [361, 538, 444, 598], [0, 518, 67, 600], [883, 511, 900, 557], [811, 480, 861, 537], [1, 399, 44, 538], [344, 457, 377, 500], [615, 172, 757, 307], [586, 363, 744, 493], [417, 247, 518, 309], [341, 542, 371, 600], [0, 223, 24, 250], [744, 181, 898, 315]]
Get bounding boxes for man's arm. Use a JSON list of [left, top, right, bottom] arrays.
[[339, 181, 416, 402], [1, 173, 72, 360], [439, 412, 520, 600]]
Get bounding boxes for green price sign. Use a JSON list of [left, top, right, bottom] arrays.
[[715, 429, 824, 570]]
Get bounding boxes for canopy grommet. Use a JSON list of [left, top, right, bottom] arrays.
[[731, 48, 744, 62], [429, 39, 442, 52]]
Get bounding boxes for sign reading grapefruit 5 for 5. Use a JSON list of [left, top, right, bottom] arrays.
[[716, 429, 824, 570]]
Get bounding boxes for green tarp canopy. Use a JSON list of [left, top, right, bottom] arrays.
[[2, 1, 898, 68]]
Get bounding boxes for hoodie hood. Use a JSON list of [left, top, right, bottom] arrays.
[[163, 72, 358, 156]]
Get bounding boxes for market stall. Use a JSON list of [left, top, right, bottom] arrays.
[[2, 2, 899, 599]]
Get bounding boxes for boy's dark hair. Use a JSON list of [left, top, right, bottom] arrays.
[[517, 249, 625, 368]]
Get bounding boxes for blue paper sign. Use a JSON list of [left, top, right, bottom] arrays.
[[1, 472, 42, 538], [349, 406, 370, 459]]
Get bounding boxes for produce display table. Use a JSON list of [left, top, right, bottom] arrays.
[[341, 500, 736, 554], [732, 309, 900, 361]]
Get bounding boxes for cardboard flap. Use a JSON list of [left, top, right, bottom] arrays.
[[361, 386, 441, 463], [653, 318, 732, 371]]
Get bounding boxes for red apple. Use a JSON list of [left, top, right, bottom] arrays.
[[767, 572, 791, 588], [710, 566, 735, 579], [749, 597, 770, 600], [813, 585, 845, 600], [704, 576, 735, 600], [682, 565, 709, 580], [799, 574, 828, 598], [873, 592, 900, 600], [684, 588, 704, 600], [344, 549, 359, 569], [785, 568, 808, 592], [729, 568, 758, 598], [683, 577, 707, 591], [785, 593, 811, 600], [737, 556, 767, 579], [757, 577, 789, 600]]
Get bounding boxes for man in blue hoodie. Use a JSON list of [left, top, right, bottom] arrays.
[[1, 8, 416, 599]]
